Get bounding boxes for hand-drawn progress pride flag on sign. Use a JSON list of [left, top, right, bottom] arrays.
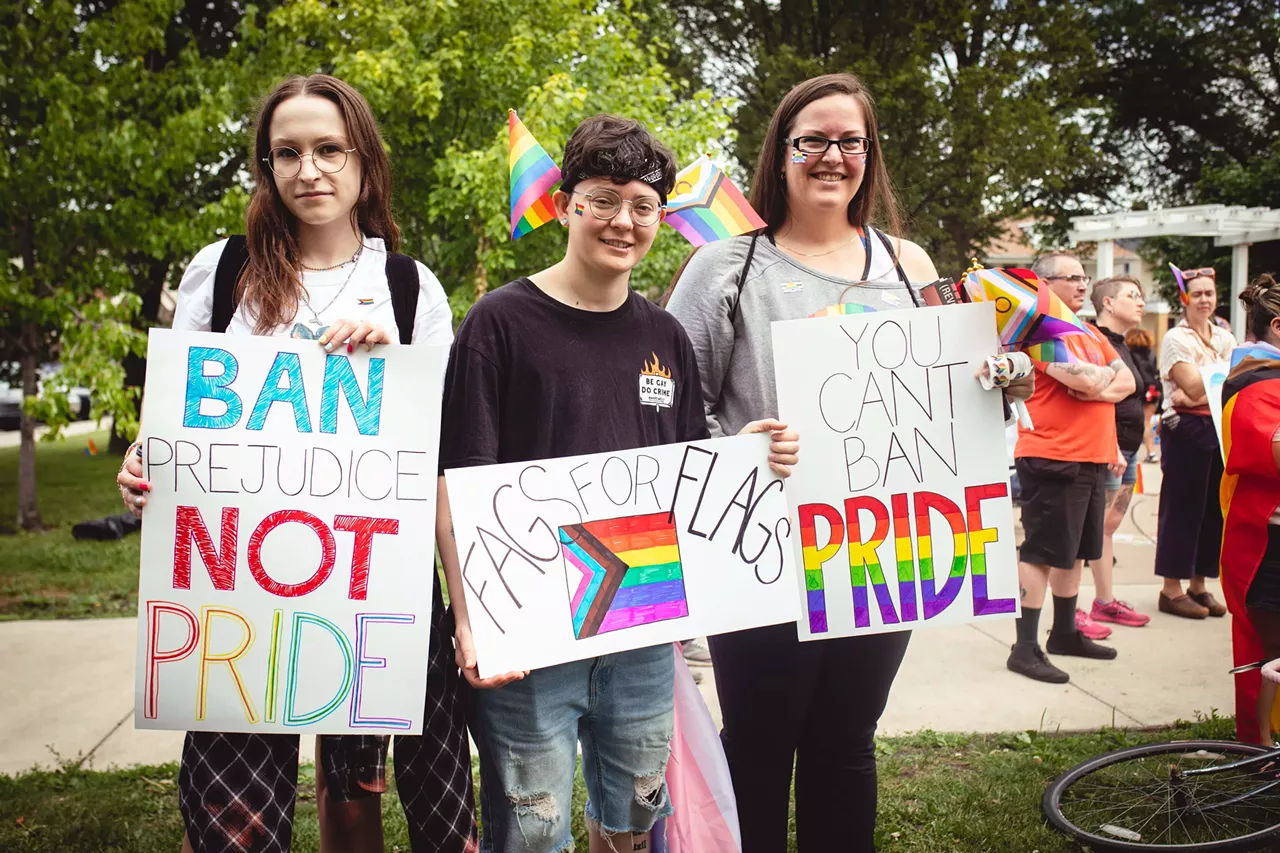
[[664, 155, 766, 246], [562, 512, 688, 639], [961, 267, 1090, 364], [774, 303, 1020, 641], [509, 110, 561, 239]]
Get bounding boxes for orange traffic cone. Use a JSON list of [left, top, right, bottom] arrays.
[[1133, 462, 1144, 495]]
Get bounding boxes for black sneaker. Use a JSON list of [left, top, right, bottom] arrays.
[[1007, 642, 1069, 683], [1046, 630, 1118, 660]]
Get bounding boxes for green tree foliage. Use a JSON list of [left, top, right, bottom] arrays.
[[1089, 0, 1280, 302], [261, 0, 732, 324], [665, 0, 1114, 274]]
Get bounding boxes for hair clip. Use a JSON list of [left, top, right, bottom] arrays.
[[790, 149, 808, 165]]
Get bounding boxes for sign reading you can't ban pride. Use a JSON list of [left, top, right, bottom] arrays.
[[134, 329, 444, 734], [773, 302, 1020, 641]]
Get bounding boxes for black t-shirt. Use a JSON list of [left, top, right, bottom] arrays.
[[440, 278, 709, 470], [1093, 324, 1146, 453]]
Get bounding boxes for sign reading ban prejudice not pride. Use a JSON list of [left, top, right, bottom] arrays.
[[134, 329, 444, 734], [772, 302, 1020, 641]]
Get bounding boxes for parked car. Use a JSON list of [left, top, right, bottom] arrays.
[[0, 363, 91, 431]]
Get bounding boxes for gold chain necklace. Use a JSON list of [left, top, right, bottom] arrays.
[[300, 245, 362, 272]]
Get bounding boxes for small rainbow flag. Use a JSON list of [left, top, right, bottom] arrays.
[[664, 155, 766, 246], [962, 267, 1090, 364], [508, 110, 561, 240], [560, 512, 687, 640]]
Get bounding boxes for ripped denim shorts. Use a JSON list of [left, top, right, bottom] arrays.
[[471, 643, 676, 853]]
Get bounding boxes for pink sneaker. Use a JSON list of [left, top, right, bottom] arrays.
[[1092, 598, 1151, 627], [1075, 608, 1113, 640]]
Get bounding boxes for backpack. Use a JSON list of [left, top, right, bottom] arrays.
[[211, 235, 420, 343]]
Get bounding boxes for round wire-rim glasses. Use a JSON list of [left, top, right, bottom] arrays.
[[263, 143, 357, 179], [572, 189, 664, 226]]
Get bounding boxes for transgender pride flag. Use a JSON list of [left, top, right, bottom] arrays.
[[560, 512, 688, 639]]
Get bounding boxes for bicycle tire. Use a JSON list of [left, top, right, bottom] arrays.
[[1044, 740, 1280, 851]]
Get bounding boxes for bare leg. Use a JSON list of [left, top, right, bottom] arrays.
[[1019, 561, 1049, 609], [1142, 403, 1157, 459], [1162, 577, 1185, 598], [1258, 681, 1278, 746], [587, 826, 644, 853], [180, 833, 194, 853], [317, 736, 385, 853], [1188, 576, 1209, 596], [1096, 488, 1130, 604], [1048, 561, 1083, 599]]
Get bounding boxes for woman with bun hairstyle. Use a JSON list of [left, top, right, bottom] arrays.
[[1220, 273, 1280, 745], [114, 75, 475, 853], [664, 72, 1030, 852]]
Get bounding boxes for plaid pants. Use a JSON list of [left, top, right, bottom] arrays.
[[178, 576, 478, 853]]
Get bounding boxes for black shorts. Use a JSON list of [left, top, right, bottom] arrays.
[[1015, 457, 1107, 570]]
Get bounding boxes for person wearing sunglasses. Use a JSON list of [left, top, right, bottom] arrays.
[[1154, 264, 1238, 618]]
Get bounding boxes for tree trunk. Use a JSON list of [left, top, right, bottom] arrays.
[[473, 235, 491, 301], [17, 343, 44, 532], [110, 257, 169, 454]]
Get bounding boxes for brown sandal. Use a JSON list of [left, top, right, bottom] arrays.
[[1159, 593, 1209, 619]]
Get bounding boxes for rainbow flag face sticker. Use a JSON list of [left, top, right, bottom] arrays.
[[560, 512, 688, 640], [574, 201, 585, 216]]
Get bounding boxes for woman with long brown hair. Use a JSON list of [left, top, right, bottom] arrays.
[[666, 72, 1028, 851], [114, 75, 474, 853]]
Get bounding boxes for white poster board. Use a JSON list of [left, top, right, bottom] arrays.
[[445, 434, 798, 676], [1201, 362, 1230, 462], [772, 302, 1020, 640], [134, 329, 443, 734]]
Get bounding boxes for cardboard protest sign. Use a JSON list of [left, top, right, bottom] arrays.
[[445, 434, 798, 675], [134, 329, 444, 734], [1201, 362, 1230, 461], [772, 302, 1019, 640]]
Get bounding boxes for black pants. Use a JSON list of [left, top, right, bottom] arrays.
[[709, 622, 911, 853], [1155, 413, 1223, 580]]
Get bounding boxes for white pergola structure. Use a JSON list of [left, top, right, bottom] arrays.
[[1068, 204, 1280, 341]]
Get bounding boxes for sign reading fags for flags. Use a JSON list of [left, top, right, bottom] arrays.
[[133, 330, 444, 734], [772, 302, 1020, 640], [445, 434, 799, 676]]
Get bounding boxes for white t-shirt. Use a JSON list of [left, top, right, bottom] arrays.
[[171, 236, 453, 348]]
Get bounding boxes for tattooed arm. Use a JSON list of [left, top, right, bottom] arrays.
[[1069, 362, 1136, 402], [1044, 359, 1121, 395]]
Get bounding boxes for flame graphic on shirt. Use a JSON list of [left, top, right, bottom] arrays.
[[640, 352, 672, 379]]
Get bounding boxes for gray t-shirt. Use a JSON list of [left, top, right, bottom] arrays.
[[665, 231, 919, 437]]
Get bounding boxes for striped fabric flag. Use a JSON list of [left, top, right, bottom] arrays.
[[559, 512, 688, 640], [962, 267, 1090, 364], [664, 155, 766, 246], [508, 110, 561, 239]]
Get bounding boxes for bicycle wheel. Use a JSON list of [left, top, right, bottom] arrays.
[[1044, 740, 1280, 851]]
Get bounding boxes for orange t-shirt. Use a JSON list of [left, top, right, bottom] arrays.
[[1015, 328, 1121, 464]]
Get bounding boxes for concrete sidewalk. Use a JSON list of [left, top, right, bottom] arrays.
[[0, 462, 1236, 775]]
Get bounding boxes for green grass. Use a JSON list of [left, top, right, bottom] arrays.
[[0, 430, 141, 620], [0, 714, 1241, 852]]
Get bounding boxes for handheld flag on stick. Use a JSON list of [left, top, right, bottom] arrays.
[[664, 155, 765, 246], [962, 267, 1091, 356], [508, 110, 561, 240]]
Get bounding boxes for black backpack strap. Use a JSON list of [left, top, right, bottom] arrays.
[[385, 252, 420, 345], [870, 226, 921, 307], [728, 230, 763, 324], [212, 235, 249, 333]]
